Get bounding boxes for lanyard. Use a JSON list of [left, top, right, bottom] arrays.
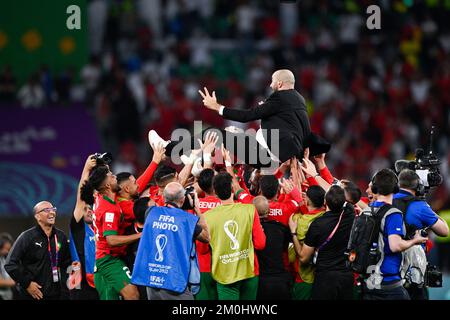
[[47, 234, 59, 269], [317, 209, 345, 251]]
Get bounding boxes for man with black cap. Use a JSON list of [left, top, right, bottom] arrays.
[[198, 69, 330, 169]]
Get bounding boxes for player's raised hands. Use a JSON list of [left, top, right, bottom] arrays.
[[202, 131, 219, 155], [301, 157, 319, 178], [151, 142, 166, 164]]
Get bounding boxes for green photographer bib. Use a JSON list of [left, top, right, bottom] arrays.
[[205, 203, 255, 285]]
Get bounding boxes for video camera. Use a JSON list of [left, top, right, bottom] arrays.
[[395, 126, 443, 195]]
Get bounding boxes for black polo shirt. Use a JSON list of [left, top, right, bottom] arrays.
[[304, 204, 354, 273]]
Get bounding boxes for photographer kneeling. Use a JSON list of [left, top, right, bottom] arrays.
[[131, 182, 210, 300]]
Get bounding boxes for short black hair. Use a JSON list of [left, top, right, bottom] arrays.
[[325, 185, 346, 213], [0, 232, 13, 248], [260, 175, 279, 199], [133, 197, 150, 225], [80, 165, 109, 205], [306, 185, 325, 208], [198, 169, 215, 194], [398, 169, 420, 190], [213, 172, 233, 200], [116, 172, 133, 185], [342, 180, 362, 204], [372, 168, 398, 196], [154, 165, 177, 186]]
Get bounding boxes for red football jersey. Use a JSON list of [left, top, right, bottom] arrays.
[[236, 190, 300, 226], [93, 195, 128, 260], [196, 195, 222, 273], [197, 195, 221, 214]]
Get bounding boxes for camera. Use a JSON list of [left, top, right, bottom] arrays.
[[424, 264, 443, 288], [394, 126, 443, 195], [181, 185, 196, 210], [92, 152, 113, 167]]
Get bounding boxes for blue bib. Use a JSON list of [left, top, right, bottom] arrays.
[[69, 222, 96, 287], [131, 206, 199, 294]]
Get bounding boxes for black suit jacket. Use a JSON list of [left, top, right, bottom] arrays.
[[223, 89, 311, 162]]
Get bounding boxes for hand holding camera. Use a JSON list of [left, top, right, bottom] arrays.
[[412, 229, 428, 245]]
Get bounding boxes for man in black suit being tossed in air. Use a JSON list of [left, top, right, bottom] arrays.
[[199, 69, 326, 168]]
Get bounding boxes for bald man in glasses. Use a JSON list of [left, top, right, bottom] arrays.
[[5, 201, 71, 300]]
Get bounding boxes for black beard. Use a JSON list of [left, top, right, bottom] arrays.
[[112, 185, 121, 193]]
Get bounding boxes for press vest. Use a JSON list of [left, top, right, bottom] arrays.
[[131, 206, 199, 293], [69, 222, 96, 288], [292, 210, 325, 283], [205, 203, 255, 284]]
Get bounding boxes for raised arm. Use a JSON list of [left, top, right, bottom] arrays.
[[301, 158, 331, 192], [73, 155, 96, 223], [221, 144, 242, 194], [199, 87, 279, 122], [136, 142, 166, 194]]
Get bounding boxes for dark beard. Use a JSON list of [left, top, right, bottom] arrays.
[[112, 185, 121, 193]]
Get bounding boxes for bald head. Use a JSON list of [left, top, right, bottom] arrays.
[[33, 200, 57, 227], [163, 182, 185, 206], [271, 69, 295, 91], [253, 196, 269, 218], [33, 201, 53, 214]]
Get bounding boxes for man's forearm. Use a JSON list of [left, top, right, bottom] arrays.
[[106, 233, 141, 247], [291, 235, 302, 257]]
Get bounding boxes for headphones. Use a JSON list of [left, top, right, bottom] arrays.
[[371, 169, 400, 195], [412, 172, 426, 197]]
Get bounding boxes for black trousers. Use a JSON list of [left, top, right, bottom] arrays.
[[362, 282, 411, 300], [405, 284, 428, 300], [257, 273, 293, 300], [165, 128, 281, 169], [311, 270, 354, 300], [69, 282, 99, 300]]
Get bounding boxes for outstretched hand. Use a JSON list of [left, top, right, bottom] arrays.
[[199, 87, 221, 112], [280, 178, 295, 194], [221, 143, 232, 164], [313, 153, 326, 170], [151, 142, 166, 164], [84, 155, 97, 172], [301, 158, 318, 178], [202, 131, 219, 155]]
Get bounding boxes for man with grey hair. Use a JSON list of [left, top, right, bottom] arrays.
[[199, 69, 328, 168], [131, 182, 209, 300], [5, 201, 71, 300]]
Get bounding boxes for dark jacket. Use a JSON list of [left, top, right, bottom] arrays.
[[5, 225, 71, 300], [223, 89, 311, 163], [256, 219, 291, 275]]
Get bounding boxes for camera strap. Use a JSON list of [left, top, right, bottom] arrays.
[[165, 202, 180, 209], [313, 209, 345, 264]]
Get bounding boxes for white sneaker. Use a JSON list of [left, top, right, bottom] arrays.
[[148, 130, 170, 148], [191, 158, 204, 177], [180, 155, 190, 165]]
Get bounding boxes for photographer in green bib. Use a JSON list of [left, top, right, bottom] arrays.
[[205, 172, 266, 300]]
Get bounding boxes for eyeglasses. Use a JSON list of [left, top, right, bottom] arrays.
[[37, 207, 57, 214]]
